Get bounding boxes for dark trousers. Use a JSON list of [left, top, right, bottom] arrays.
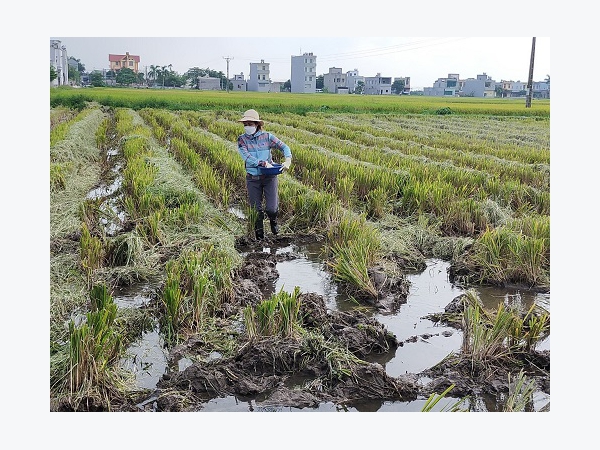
[[246, 174, 279, 237]]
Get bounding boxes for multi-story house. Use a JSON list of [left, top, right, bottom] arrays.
[[497, 79, 526, 98], [393, 76, 411, 95], [109, 52, 140, 73], [323, 67, 346, 94], [248, 60, 271, 92], [363, 73, 392, 95], [291, 52, 317, 93], [423, 73, 461, 97], [461, 73, 496, 97], [50, 39, 68, 86], [345, 69, 364, 94], [231, 73, 247, 91]]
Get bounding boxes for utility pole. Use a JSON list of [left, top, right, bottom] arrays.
[[223, 56, 233, 93], [525, 37, 536, 108]]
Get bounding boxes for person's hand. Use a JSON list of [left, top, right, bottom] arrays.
[[258, 160, 266, 167], [282, 157, 292, 171]]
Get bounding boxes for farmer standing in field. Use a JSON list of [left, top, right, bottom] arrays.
[[237, 109, 292, 240]]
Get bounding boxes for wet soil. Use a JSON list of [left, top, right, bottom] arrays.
[[116, 233, 550, 412]]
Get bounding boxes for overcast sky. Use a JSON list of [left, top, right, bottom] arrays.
[[49, 36, 549, 90]]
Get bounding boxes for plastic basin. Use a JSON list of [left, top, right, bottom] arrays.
[[258, 163, 283, 175]]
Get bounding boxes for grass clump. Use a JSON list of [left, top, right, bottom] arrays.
[[244, 287, 303, 338]]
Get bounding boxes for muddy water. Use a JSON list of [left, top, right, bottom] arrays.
[[117, 239, 549, 412]]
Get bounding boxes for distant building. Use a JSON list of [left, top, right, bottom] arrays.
[[423, 73, 461, 97], [364, 73, 392, 95], [291, 52, 317, 93], [109, 52, 140, 73], [197, 75, 221, 91], [461, 73, 496, 97], [269, 81, 284, 93], [231, 73, 247, 91], [497, 79, 526, 98], [393, 76, 411, 95], [50, 39, 68, 86], [532, 80, 550, 99], [323, 67, 347, 94], [248, 60, 271, 92], [345, 69, 364, 94]]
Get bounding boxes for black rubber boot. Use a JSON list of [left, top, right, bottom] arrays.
[[254, 211, 264, 240], [266, 211, 279, 235]]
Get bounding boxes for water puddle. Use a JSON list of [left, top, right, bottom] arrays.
[[118, 325, 168, 390], [113, 278, 168, 390], [112, 279, 161, 309], [86, 148, 126, 236]]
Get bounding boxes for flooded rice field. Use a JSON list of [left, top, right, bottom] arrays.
[[118, 238, 550, 413]]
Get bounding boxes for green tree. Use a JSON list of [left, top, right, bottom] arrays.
[[183, 67, 226, 89], [283, 79, 291, 92], [391, 79, 405, 95], [50, 65, 58, 82], [159, 65, 173, 88], [354, 80, 364, 94], [90, 70, 105, 87], [185, 67, 204, 89], [148, 65, 159, 86], [115, 68, 137, 86], [68, 65, 81, 85]]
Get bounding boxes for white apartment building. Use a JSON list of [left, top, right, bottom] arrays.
[[345, 69, 364, 94], [291, 52, 317, 93], [248, 60, 271, 92], [323, 67, 346, 94], [50, 39, 68, 86]]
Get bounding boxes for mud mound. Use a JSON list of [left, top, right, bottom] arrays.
[[154, 289, 419, 411]]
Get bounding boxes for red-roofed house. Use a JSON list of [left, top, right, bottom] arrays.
[[109, 52, 140, 73]]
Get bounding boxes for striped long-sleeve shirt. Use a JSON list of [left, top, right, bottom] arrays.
[[237, 130, 292, 176]]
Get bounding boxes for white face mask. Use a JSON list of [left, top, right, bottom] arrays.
[[244, 125, 257, 136]]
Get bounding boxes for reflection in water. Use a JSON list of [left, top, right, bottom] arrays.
[[119, 324, 168, 390], [114, 279, 167, 390], [112, 279, 161, 309]]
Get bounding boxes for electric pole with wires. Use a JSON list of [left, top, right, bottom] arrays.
[[223, 56, 233, 93], [525, 37, 536, 108]]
